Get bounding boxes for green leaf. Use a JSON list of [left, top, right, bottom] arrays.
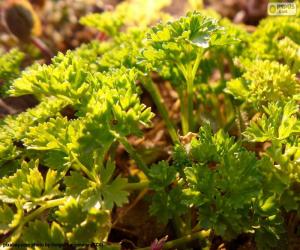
[[148, 161, 177, 190], [50, 222, 65, 244], [64, 171, 90, 197], [79, 170, 129, 211], [278, 37, 300, 73], [0, 161, 31, 203], [24, 117, 83, 152], [0, 97, 66, 164], [55, 198, 87, 231], [189, 124, 218, 163], [67, 209, 110, 244], [22, 220, 65, 245], [182, 125, 263, 239], [99, 159, 115, 185], [244, 101, 300, 142], [0, 49, 24, 95], [0, 160, 61, 203], [225, 78, 248, 101], [149, 186, 187, 224], [44, 169, 60, 196], [260, 195, 277, 214], [101, 176, 129, 209], [0, 204, 14, 234], [254, 214, 286, 250], [22, 167, 44, 198], [80, 12, 124, 37], [55, 198, 110, 244], [246, 15, 300, 61], [226, 59, 299, 109], [141, 11, 231, 85]]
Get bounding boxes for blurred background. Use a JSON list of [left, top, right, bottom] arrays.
[[0, 0, 269, 55]]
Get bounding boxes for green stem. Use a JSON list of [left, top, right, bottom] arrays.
[[136, 229, 211, 250], [175, 52, 203, 235], [172, 215, 185, 237], [192, 52, 202, 80], [179, 88, 189, 135], [181, 52, 202, 134], [70, 152, 99, 183], [218, 54, 225, 83], [235, 106, 245, 135], [110, 130, 149, 176], [125, 180, 150, 191], [24, 198, 66, 224], [8, 198, 67, 243], [224, 115, 236, 132], [142, 77, 179, 144], [188, 52, 202, 133], [186, 75, 194, 133], [184, 209, 192, 232]]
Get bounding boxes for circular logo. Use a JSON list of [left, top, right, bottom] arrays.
[[269, 5, 277, 14]]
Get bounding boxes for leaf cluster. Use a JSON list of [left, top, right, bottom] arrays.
[[226, 59, 299, 109], [0, 49, 24, 95]]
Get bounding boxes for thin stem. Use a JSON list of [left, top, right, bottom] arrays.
[[192, 52, 202, 80], [177, 63, 188, 80], [224, 115, 236, 132], [8, 198, 66, 243], [30, 37, 54, 63], [177, 63, 189, 135], [175, 51, 202, 232], [0, 99, 17, 114], [235, 106, 245, 136], [179, 89, 189, 135], [136, 229, 211, 250], [172, 215, 185, 237], [187, 52, 202, 133], [186, 74, 194, 133], [23, 198, 66, 224], [184, 209, 192, 232], [179, 52, 202, 134], [124, 180, 149, 191], [70, 152, 99, 183], [142, 77, 179, 144], [110, 130, 149, 176]]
